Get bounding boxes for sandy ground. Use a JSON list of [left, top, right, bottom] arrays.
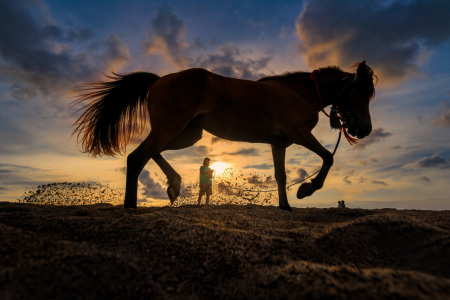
[[0, 202, 449, 299]]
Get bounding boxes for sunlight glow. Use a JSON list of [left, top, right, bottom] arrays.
[[210, 162, 230, 175]]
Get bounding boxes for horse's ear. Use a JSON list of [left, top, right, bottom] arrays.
[[357, 61, 366, 76]]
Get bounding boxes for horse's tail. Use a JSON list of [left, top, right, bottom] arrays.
[[72, 72, 160, 156]]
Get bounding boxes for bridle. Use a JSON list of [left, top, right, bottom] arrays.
[[310, 70, 358, 144]]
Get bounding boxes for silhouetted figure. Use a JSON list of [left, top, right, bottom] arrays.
[[337, 201, 343, 208], [198, 158, 214, 205], [342, 200, 346, 208]]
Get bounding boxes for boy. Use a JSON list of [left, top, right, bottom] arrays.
[[198, 158, 214, 205]]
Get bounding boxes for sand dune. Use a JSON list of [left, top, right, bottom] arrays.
[[1, 202, 449, 299]]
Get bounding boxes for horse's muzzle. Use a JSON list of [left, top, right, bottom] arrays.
[[348, 124, 372, 139], [357, 124, 372, 138]]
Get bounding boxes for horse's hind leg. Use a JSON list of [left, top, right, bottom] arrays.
[[155, 119, 204, 203], [153, 154, 181, 204], [124, 130, 177, 208]]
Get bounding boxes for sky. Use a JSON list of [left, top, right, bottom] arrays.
[[1, 0, 450, 209]]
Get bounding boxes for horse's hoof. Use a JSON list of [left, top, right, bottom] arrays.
[[297, 182, 316, 199], [124, 202, 137, 209], [167, 185, 180, 204], [280, 203, 293, 212]]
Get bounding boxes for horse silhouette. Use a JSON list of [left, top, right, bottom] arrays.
[[73, 61, 376, 211]]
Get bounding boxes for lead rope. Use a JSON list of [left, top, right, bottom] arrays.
[[227, 130, 342, 193]]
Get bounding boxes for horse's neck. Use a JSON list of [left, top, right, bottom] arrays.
[[317, 81, 342, 108]]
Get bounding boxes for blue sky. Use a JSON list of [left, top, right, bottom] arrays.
[[1, 0, 450, 209]]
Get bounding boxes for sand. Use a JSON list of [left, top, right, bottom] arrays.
[[1, 202, 449, 299]]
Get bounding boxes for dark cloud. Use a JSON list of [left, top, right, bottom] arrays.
[[223, 148, 260, 156], [243, 163, 273, 170], [371, 179, 388, 186], [343, 176, 352, 185], [433, 103, 450, 127], [353, 128, 392, 150], [296, 0, 450, 83], [405, 154, 450, 169], [419, 176, 432, 184], [358, 158, 379, 166], [211, 136, 229, 145], [0, 164, 54, 189], [143, 7, 189, 67], [116, 167, 127, 175], [286, 158, 301, 164], [0, 1, 129, 100], [246, 175, 276, 186], [162, 145, 210, 163], [291, 168, 309, 182], [138, 169, 167, 200], [192, 44, 272, 80], [143, 7, 272, 80]]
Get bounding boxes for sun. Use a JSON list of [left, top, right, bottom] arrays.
[[210, 162, 230, 175]]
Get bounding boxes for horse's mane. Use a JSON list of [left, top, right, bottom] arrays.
[[258, 64, 376, 100], [257, 66, 344, 82]]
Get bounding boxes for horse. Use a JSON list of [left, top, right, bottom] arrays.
[[73, 61, 376, 211]]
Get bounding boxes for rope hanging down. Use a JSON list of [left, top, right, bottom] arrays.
[[227, 130, 342, 193]]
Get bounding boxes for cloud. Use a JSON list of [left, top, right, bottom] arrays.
[[143, 7, 189, 67], [296, 0, 450, 83], [246, 175, 276, 186], [0, 164, 56, 192], [142, 7, 272, 79], [116, 167, 127, 175], [162, 145, 210, 162], [138, 169, 167, 200], [343, 176, 352, 185], [223, 148, 260, 156], [433, 102, 450, 127], [243, 163, 273, 170], [352, 128, 392, 150], [191, 44, 272, 80], [371, 179, 388, 186], [291, 168, 309, 182], [0, 1, 129, 101], [404, 154, 450, 169], [287, 158, 301, 164], [419, 176, 432, 184]]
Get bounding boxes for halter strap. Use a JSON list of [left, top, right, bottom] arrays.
[[310, 70, 358, 145], [310, 70, 331, 118]]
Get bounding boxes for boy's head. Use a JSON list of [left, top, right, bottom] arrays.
[[203, 157, 211, 166]]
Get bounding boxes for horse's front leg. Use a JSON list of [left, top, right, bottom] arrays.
[[271, 144, 292, 211], [293, 130, 334, 199]]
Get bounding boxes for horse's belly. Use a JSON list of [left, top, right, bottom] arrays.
[[202, 120, 285, 144]]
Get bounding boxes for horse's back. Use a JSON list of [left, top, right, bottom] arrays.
[[147, 68, 319, 143]]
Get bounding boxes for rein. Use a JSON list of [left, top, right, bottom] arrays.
[[310, 70, 358, 145]]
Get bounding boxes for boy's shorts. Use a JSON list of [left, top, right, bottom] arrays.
[[199, 183, 212, 196]]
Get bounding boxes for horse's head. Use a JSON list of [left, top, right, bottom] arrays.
[[344, 61, 376, 139]]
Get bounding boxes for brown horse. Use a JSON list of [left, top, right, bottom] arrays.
[[73, 61, 376, 211]]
